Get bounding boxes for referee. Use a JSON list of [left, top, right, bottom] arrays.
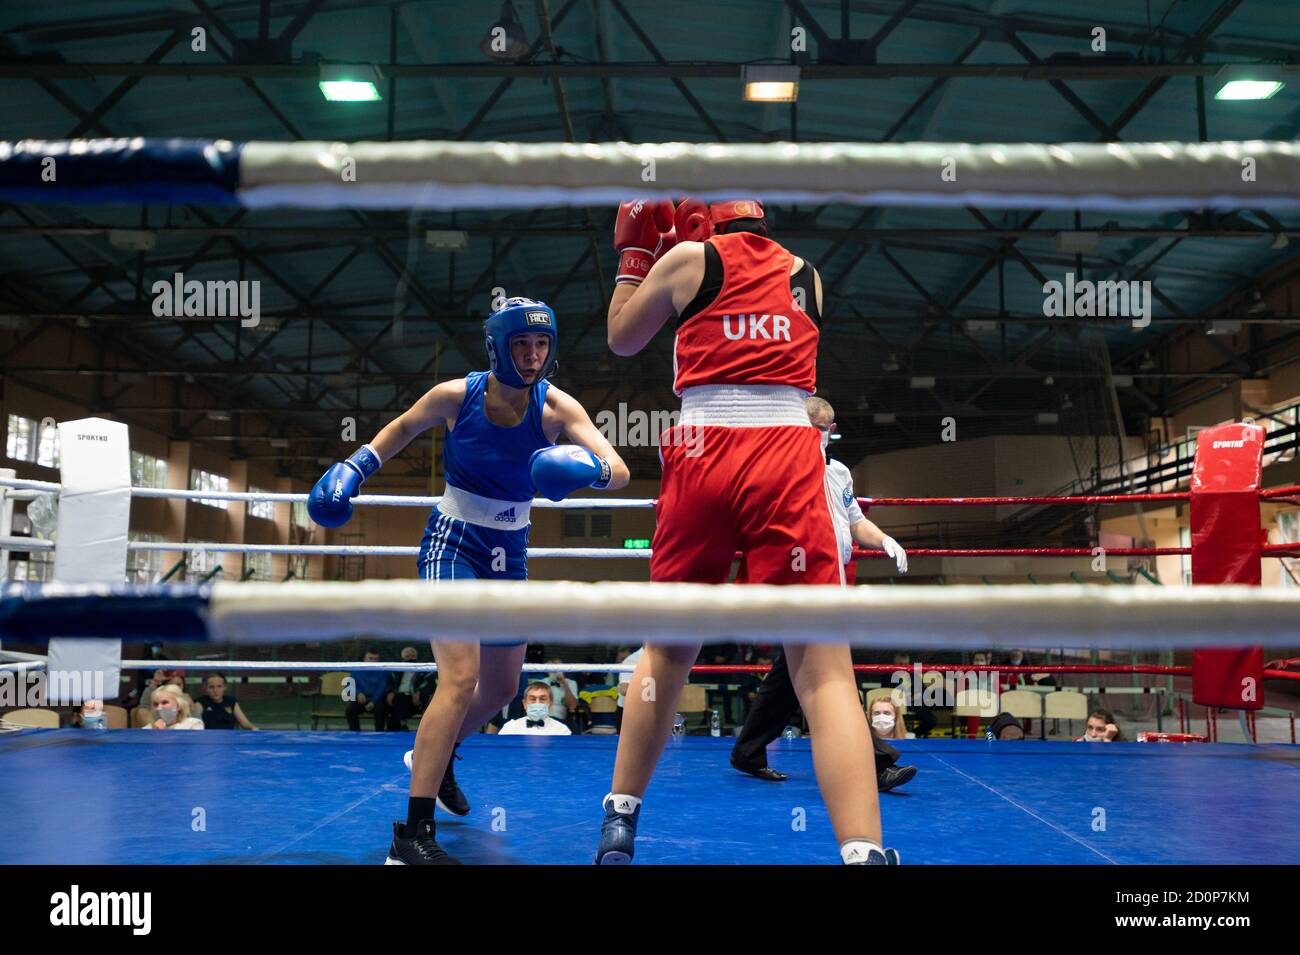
[[729, 398, 917, 792]]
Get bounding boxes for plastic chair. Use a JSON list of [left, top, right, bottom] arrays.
[[4, 708, 59, 728]]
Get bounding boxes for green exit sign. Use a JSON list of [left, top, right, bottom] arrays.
[[623, 538, 651, 549]]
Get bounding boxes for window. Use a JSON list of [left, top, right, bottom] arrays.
[[243, 551, 272, 581], [127, 532, 163, 584], [292, 500, 312, 529], [190, 468, 230, 509], [8, 548, 53, 582], [186, 541, 222, 581], [131, 451, 169, 489], [247, 487, 276, 521], [6, 415, 59, 468]]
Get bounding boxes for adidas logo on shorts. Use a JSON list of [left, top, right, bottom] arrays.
[[494, 507, 517, 523]]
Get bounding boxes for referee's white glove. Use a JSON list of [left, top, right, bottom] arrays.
[[881, 536, 908, 574]]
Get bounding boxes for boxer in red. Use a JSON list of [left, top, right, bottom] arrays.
[[594, 198, 897, 865]]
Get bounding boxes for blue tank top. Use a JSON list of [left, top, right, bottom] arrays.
[[443, 371, 552, 501]]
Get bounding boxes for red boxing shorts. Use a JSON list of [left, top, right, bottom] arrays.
[[652, 423, 842, 586]]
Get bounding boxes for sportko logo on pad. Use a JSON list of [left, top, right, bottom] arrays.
[[525, 310, 551, 326]]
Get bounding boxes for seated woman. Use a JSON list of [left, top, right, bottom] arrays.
[[1078, 708, 1122, 742], [866, 697, 917, 792], [868, 697, 913, 741], [144, 687, 204, 731]]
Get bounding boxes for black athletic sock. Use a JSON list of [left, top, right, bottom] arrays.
[[406, 797, 436, 832]]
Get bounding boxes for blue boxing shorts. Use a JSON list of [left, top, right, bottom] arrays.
[[417, 505, 529, 645]]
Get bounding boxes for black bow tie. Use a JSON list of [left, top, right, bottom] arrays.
[[526, 719, 546, 727]]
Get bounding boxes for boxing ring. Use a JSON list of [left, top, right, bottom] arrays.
[[2, 136, 1300, 867], [2, 731, 1297, 865], [3, 424, 1300, 864]]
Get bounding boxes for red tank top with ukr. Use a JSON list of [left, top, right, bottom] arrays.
[[672, 232, 818, 394]]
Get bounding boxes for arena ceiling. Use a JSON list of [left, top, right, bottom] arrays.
[[2, 0, 1299, 480]]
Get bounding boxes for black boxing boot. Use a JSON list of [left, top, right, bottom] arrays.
[[385, 819, 459, 865], [437, 746, 470, 816]]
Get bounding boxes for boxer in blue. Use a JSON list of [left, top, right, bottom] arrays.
[[308, 297, 629, 865]]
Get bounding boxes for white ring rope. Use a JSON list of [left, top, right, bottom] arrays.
[[117, 660, 636, 673], [0, 476, 655, 509], [179, 580, 1300, 649], [0, 536, 648, 559], [235, 139, 1300, 212]]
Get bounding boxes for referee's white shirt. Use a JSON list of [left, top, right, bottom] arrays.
[[825, 458, 865, 565], [498, 716, 572, 736]]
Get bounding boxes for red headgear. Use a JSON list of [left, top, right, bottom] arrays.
[[673, 198, 766, 242]]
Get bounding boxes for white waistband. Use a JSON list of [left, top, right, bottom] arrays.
[[678, 384, 813, 427], [439, 485, 531, 529]]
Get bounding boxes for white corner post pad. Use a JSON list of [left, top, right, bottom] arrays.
[[45, 418, 130, 705]]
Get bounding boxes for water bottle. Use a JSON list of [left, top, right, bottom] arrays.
[[782, 725, 800, 739], [709, 709, 721, 737], [671, 713, 686, 736]]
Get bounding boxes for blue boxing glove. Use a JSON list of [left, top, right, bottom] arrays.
[[530, 445, 612, 502], [308, 445, 382, 528]]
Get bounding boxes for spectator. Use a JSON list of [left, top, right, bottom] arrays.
[[971, 651, 991, 668], [1079, 709, 1122, 742], [538, 658, 581, 729], [145, 687, 204, 730], [123, 642, 167, 708], [75, 699, 107, 730], [387, 646, 433, 731], [865, 697, 918, 792], [868, 698, 910, 740], [987, 712, 1025, 740], [346, 649, 392, 732], [498, 683, 572, 736], [138, 669, 168, 710], [196, 673, 257, 730], [615, 646, 643, 733]]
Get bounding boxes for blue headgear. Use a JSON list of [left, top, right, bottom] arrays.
[[484, 297, 557, 389]]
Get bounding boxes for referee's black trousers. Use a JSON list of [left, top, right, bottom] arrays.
[[730, 650, 899, 771]]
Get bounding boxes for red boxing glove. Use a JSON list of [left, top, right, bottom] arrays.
[[674, 197, 712, 242], [615, 199, 673, 285], [651, 200, 677, 259]]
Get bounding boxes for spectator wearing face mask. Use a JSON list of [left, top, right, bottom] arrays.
[[145, 687, 204, 730], [866, 698, 917, 792], [76, 699, 108, 730], [498, 683, 572, 736], [1079, 709, 1122, 742]]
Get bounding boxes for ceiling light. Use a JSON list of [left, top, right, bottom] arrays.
[[742, 65, 800, 103], [1214, 64, 1284, 101], [481, 2, 530, 61], [319, 64, 382, 102], [426, 230, 469, 252], [1054, 231, 1099, 254]]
